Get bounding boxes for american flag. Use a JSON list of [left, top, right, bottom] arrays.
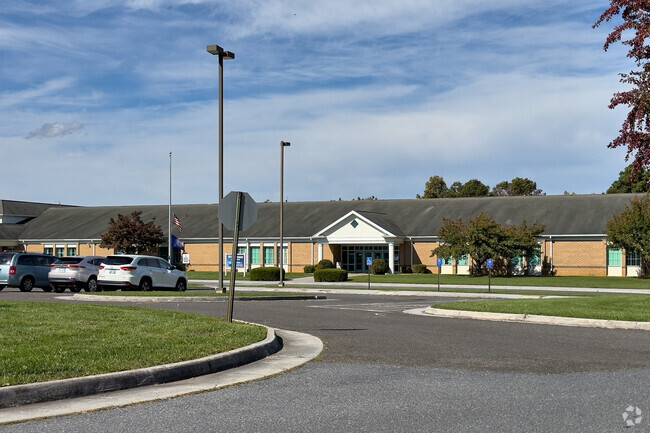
[[172, 213, 183, 232]]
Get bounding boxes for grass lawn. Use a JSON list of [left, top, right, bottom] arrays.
[[349, 273, 650, 289], [434, 295, 650, 322], [86, 290, 313, 298], [186, 271, 306, 281], [0, 301, 266, 386]]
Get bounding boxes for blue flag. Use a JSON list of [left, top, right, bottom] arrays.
[[171, 234, 185, 251]]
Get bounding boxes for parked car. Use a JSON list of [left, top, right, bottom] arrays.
[[97, 255, 187, 292], [0, 252, 58, 292], [48, 256, 105, 293]]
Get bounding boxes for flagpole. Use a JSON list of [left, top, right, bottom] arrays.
[[168, 152, 172, 263]]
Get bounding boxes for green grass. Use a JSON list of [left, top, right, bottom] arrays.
[[349, 273, 650, 289], [186, 271, 306, 281], [0, 301, 266, 386], [434, 295, 650, 322], [85, 290, 312, 298]]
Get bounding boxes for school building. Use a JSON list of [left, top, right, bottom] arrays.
[[0, 193, 645, 277]]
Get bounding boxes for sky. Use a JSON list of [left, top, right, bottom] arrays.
[[0, 0, 636, 206]]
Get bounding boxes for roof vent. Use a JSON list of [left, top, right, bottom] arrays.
[[351, 220, 358, 228]]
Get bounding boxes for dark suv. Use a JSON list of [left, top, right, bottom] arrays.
[[0, 252, 58, 292]]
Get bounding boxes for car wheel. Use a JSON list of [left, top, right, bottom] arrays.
[[139, 278, 152, 291], [175, 279, 187, 292], [19, 277, 34, 292], [53, 285, 66, 293], [85, 277, 98, 293], [42, 285, 53, 292], [0, 285, 5, 291]]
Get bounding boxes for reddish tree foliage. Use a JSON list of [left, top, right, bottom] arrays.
[[595, 2, 650, 173], [100, 211, 164, 254]]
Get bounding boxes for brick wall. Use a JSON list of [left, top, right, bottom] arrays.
[[549, 240, 607, 277]]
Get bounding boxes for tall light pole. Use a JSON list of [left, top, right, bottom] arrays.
[[207, 44, 235, 293], [279, 141, 290, 287]]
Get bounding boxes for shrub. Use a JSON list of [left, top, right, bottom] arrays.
[[303, 265, 316, 273], [412, 264, 430, 274], [371, 258, 389, 275], [314, 269, 348, 282], [316, 259, 335, 270], [249, 267, 285, 281]]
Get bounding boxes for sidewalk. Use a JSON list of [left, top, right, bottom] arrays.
[[189, 277, 650, 297]]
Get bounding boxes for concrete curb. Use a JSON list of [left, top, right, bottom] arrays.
[[0, 326, 281, 409], [69, 294, 326, 303], [0, 329, 323, 425], [409, 307, 650, 331]]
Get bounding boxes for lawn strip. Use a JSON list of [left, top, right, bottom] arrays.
[[433, 295, 650, 322], [0, 301, 266, 386]]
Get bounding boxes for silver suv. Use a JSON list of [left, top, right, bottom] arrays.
[[97, 255, 187, 292], [48, 256, 105, 293], [0, 252, 58, 292]]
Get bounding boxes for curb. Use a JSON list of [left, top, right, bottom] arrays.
[[0, 326, 281, 409], [69, 294, 327, 303], [416, 307, 650, 331]]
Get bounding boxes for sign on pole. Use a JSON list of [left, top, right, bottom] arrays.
[[219, 191, 258, 322], [366, 256, 373, 290]]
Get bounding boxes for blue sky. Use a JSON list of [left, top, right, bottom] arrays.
[[0, 0, 634, 206]]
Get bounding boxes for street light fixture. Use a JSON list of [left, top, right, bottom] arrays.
[[207, 44, 235, 293], [279, 141, 290, 287]]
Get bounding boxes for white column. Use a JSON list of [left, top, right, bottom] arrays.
[[318, 243, 324, 262], [388, 242, 395, 274]]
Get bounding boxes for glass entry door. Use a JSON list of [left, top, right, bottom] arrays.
[[342, 246, 388, 272]]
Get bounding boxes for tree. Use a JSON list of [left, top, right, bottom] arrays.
[[607, 195, 650, 277], [504, 219, 546, 275], [417, 176, 449, 199], [606, 164, 650, 193], [594, 3, 650, 179], [492, 177, 543, 196], [100, 211, 164, 254], [459, 179, 490, 197], [432, 213, 545, 276]]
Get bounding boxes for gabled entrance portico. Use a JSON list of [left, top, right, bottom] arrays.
[[312, 210, 404, 273]]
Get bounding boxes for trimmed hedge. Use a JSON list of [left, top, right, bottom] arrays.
[[412, 264, 430, 274], [371, 259, 389, 275], [314, 269, 348, 282], [250, 267, 285, 281], [303, 265, 316, 273], [316, 259, 335, 270]]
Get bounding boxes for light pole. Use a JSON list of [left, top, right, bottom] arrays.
[[279, 141, 290, 287], [207, 44, 235, 293]]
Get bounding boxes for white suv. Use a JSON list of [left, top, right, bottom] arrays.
[[97, 255, 187, 292]]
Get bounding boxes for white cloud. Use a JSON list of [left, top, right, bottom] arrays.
[[26, 122, 85, 139]]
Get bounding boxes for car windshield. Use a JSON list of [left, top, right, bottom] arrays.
[[103, 256, 134, 266], [0, 253, 15, 265], [54, 257, 84, 265]]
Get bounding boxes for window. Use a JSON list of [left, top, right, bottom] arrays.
[[44, 247, 53, 256], [264, 247, 274, 265], [457, 255, 469, 266], [607, 248, 622, 267], [251, 247, 260, 265], [55, 247, 65, 257], [627, 251, 641, 266], [67, 246, 77, 256], [529, 255, 541, 267]]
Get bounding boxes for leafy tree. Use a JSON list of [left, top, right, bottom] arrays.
[[100, 211, 164, 254], [504, 219, 546, 275], [607, 195, 650, 277], [417, 176, 449, 199], [606, 164, 650, 193], [594, 3, 650, 178], [432, 213, 545, 276], [492, 177, 543, 196], [448, 181, 463, 198], [459, 179, 490, 197]]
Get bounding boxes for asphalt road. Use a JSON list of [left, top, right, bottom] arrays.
[[1, 289, 650, 432]]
